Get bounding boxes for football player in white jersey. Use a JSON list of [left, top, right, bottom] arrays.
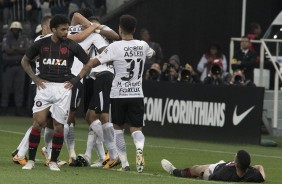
[[41, 11, 111, 167], [70, 15, 155, 173], [69, 9, 121, 168]]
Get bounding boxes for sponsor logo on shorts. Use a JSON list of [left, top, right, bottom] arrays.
[[36, 101, 42, 107]]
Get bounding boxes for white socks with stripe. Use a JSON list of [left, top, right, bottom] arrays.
[[85, 127, 106, 161], [115, 129, 129, 168], [90, 120, 104, 142], [102, 122, 118, 160]]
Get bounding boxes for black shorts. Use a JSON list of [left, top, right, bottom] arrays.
[[83, 78, 93, 113], [88, 72, 113, 113], [110, 98, 144, 127], [70, 81, 83, 110]]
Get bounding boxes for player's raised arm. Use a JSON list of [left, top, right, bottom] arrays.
[[71, 12, 95, 27], [97, 25, 119, 41], [67, 23, 98, 42], [72, 12, 119, 41]]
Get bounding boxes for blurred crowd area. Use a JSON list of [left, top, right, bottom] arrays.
[[0, 1, 265, 116], [0, 0, 109, 40]]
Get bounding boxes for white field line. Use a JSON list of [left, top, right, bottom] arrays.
[[1, 129, 281, 159]]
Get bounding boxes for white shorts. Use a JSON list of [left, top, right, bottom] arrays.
[[208, 160, 225, 174], [33, 82, 72, 125], [203, 160, 226, 180]]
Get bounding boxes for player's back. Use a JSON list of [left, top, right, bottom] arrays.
[[98, 39, 152, 98], [112, 40, 149, 81]]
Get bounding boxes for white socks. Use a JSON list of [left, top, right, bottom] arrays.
[[93, 138, 106, 161], [131, 130, 145, 150], [17, 126, 32, 158], [102, 122, 118, 160], [85, 128, 95, 159], [44, 127, 54, 159], [64, 123, 76, 159], [115, 129, 129, 168], [90, 120, 104, 142], [85, 127, 106, 161]]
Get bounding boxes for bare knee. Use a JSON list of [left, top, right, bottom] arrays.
[[100, 113, 109, 124], [53, 121, 64, 133], [33, 117, 47, 130], [86, 110, 100, 125], [190, 165, 209, 177]]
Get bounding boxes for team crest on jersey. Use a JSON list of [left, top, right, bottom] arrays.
[[35, 101, 42, 107], [43, 47, 49, 52], [60, 47, 68, 55]]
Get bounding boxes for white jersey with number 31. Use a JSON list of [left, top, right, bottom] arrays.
[[98, 40, 154, 98]]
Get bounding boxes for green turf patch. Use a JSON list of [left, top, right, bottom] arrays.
[[0, 116, 281, 183]]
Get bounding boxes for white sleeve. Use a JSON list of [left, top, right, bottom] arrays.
[[147, 48, 155, 58], [97, 44, 114, 64], [92, 33, 108, 50], [143, 41, 154, 58]]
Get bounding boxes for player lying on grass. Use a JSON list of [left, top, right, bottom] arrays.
[[161, 150, 265, 182]]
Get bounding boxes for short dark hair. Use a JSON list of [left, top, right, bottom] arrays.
[[88, 16, 100, 23], [41, 15, 52, 26], [50, 14, 70, 30], [236, 150, 251, 171], [119, 15, 137, 34], [77, 8, 94, 19]]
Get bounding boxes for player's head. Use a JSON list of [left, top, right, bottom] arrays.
[[50, 14, 70, 40], [235, 150, 251, 172], [88, 16, 100, 23], [77, 8, 94, 19], [119, 15, 137, 35], [41, 15, 52, 35]]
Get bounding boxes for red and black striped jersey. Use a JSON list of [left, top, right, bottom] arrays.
[[26, 36, 89, 82], [209, 162, 264, 182]]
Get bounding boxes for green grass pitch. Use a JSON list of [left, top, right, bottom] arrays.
[[0, 116, 281, 184]]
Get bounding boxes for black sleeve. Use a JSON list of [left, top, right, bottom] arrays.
[[209, 171, 224, 181], [25, 40, 41, 61], [242, 168, 265, 182], [208, 166, 234, 181], [71, 41, 90, 64]]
